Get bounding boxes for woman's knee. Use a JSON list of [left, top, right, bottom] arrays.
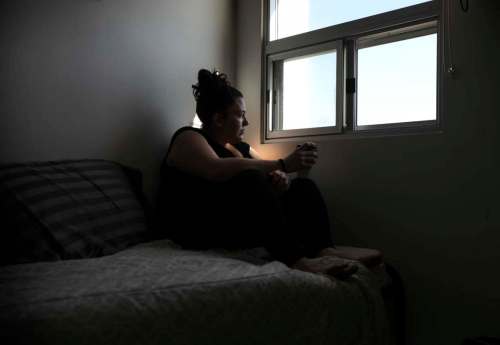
[[229, 169, 272, 192], [290, 177, 319, 193], [228, 169, 282, 213], [287, 177, 327, 211]]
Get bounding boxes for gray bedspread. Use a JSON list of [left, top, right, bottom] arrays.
[[0, 239, 389, 345]]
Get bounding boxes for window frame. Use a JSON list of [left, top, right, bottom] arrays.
[[261, 0, 442, 142], [353, 21, 440, 132], [266, 40, 344, 139]]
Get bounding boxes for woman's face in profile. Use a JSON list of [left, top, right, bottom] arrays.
[[221, 97, 249, 144]]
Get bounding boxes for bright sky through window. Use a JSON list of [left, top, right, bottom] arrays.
[[271, 0, 429, 40], [357, 34, 437, 126], [282, 51, 336, 130]]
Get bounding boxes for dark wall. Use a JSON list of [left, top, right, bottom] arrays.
[[236, 1, 500, 344], [0, 0, 236, 200]]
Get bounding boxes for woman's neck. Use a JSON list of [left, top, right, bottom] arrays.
[[201, 126, 226, 147]]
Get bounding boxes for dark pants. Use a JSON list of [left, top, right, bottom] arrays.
[[164, 169, 334, 265]]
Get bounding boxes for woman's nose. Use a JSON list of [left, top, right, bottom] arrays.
[[243, 116, 249, 127]]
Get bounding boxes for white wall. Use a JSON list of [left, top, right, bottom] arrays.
[[235, 1, 500, 344], [0, 0, 236, 200]]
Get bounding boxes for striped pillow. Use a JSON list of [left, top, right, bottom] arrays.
[[0, 159, 149, 261], [0, 185, 62, 265]]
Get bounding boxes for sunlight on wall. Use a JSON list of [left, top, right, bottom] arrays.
[[191, 114, 202, 128]]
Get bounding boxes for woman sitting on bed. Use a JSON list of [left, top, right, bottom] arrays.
[[156, 69, 379, 279]]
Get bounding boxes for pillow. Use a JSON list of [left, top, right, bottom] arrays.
[[0, 185, 62, 266], [121, 165, 154, 240], [0, 159, 149, 261]]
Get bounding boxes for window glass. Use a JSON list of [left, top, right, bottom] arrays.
[[270, 0, 430, 40], [281, 50, 336, 130], [357, 33, 437, 126]]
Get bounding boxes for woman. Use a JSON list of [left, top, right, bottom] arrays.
[[156, 69, 359, 279]]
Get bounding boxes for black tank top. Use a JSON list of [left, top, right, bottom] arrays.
[[155, 127, 252, 236], [163, 126, 251, 161]]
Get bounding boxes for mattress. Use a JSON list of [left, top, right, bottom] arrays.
[[0, 239, 390, 345]]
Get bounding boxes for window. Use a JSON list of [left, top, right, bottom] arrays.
[[263, 0, 441, 140], [281, 49, 336, 130]]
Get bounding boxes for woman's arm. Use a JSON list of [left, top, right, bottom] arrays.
[[249, 143, 318, 174], [168, 130, 318, 182], [167, 130, 281, 182], [249, 146, 263, 160]]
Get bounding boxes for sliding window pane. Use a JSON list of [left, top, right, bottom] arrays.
[[270, 0, 430, 40], [281, 51, 336, 130], [357, 33, 437, 126]]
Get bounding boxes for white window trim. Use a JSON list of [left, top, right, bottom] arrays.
[[260, 0, 443, 143]]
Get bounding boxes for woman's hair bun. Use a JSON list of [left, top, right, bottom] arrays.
[[193, 69, 231, 101], [197, 69, 215, 86]]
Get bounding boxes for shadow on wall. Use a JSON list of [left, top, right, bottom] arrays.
[[108, 102, 171, 203]]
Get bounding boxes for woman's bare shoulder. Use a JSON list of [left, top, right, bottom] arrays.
[[167, 127, 215, 166], [173, 127, 205, 144]]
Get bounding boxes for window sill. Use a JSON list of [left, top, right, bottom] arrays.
[[262, 126, 444, 144]]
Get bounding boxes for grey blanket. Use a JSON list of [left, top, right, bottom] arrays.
[[0, 240, 389, 345]]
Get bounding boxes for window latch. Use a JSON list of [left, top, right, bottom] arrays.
[[346, 78, 356, 94]]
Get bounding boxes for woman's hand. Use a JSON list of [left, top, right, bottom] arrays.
[[269, 170, 290, 195], [282, 142, 318, 173]]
